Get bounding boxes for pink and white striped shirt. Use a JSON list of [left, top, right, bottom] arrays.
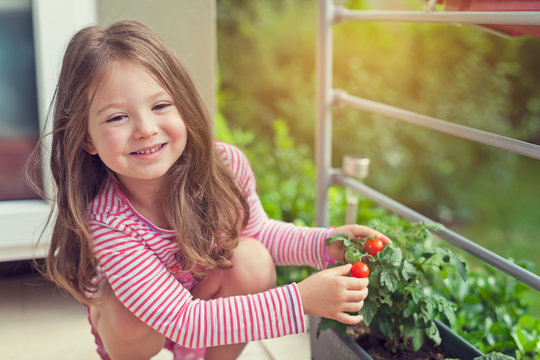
[[88, 142, 330, 348]]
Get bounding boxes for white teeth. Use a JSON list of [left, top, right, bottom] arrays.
[[134, 144, 163, 154]]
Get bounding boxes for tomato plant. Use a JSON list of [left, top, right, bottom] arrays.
[[350, 262, 369, 278], [364, 237, 384, 257], [321, 221, 468, 353]]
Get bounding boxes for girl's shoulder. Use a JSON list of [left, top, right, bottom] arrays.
[[215, 141, 250, 171], [215, 141, 254, 190], [87, 177, 127, 219]]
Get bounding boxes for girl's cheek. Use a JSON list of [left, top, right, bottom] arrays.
[[102, 130, 126, 149]]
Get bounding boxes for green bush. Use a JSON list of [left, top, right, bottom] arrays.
[[438, 262, 540, 359], [217, 0, 540, 223]]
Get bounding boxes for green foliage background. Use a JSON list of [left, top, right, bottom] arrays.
[[216, 0, 540, 290], [217, 112, 540, 358], [215, 0, 540, 356]]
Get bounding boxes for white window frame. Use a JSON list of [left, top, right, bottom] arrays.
[[0, 0, 97, 262]]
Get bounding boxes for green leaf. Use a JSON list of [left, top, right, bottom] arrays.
[[448, 252, 468, 281], [380, 268, 401, 292], [425, 321, 442, 346], [389, 246, 403, 267], [401, 260, 418, 281], [420, 221, 445, 233], [403, 318, 417, 339], [316, 318, 347, 338], [421, 250, 436, 260], [403, 297, 418, 318], [473, 351, 516, 360], [422, 300, 435, 319], [410, 286, 422, 304], [344, 246, 363, 264], [489, 323, 506, 336], [510, 327, 526, 353], [518, 314, 536, 330], [378, 245, 402, 267], [444, 267, 453, 280], [379, 316, 394, 339], [436, 248, 467, 281], [325, 233, 349, 245], [440, 300, 457, 327], [511, 326, 539, 353], [412, 329, 425, 351], [359, 298, 379, 326], [316, 317, 333, 338], [379, 292, 393, 307]]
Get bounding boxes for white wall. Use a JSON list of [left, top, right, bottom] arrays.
[[98, 0, 217, 117]]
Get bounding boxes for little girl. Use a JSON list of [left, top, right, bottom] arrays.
[[31, 20, 390, 360]]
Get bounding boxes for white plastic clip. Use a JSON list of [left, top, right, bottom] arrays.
[[425, 0, 438, 12]]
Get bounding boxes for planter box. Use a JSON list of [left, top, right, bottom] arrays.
[[309, 315, 484, 360]]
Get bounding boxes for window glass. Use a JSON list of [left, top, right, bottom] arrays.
[[0, 0, 41, 200]]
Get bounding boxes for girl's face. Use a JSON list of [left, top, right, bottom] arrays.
[[84, 61, 187, 189]]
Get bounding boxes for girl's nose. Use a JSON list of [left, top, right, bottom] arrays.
[[133, 115, 158, 138]]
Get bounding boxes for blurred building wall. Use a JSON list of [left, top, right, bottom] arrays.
[[98, 0, 216, 117]]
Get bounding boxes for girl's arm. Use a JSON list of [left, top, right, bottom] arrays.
[[89, 219, 306, 348], [218, 143, 330, 270], [219, 143, 390, 270]]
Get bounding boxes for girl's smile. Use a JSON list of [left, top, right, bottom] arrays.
[[131, 143, 165, 156], [84, 61, 187, 188]]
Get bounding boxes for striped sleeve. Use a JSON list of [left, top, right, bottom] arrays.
[[218, 142, 332, 270], [89, 219, 306, 347]]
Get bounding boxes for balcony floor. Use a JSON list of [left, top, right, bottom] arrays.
[[0, 270, 310, 360]]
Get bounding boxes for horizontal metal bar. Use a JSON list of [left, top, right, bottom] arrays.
[[333, 90, 540, 160], [334, 8, 540, 25], [332, 170, 540, 292]]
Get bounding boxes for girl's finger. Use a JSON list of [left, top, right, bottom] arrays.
[[380, 236, 392, 245], [366, 229, 391, 245], [350, 225, 392, 245], [345, 288, 368, 302], [345, 277, 369, 290], [336, 312, 364, 325], [342, 300, 364, 313], [327, 263, 352, 276], [84, 288, 97, 298]]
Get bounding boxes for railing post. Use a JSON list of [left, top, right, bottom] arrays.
[[342, 155, 370, 224], [316, 0, 334, 227]]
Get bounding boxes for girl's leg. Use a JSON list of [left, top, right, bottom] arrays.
[[89, 281, 166, 360], [89, 237, 276, 360], [190, 237, 277, 360]]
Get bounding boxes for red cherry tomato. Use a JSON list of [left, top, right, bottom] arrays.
[[364, 237, 385, 257], [350, 262, 369, 278]]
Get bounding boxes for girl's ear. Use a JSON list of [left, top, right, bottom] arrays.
[[82, 135, 98, 155]]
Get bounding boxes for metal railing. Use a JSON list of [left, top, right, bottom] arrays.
[[315, 0, 540, 292]]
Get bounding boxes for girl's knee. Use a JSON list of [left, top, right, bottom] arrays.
[[191, 238, 276, 299], [231, 237, 276, 293], [92, 281, 165, 344]]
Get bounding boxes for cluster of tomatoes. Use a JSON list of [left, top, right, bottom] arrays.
[[349, 237, 385, 279]]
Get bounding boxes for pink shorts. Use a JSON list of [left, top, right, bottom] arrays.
[[87, 308, 206, 360], [86, 271, 205, 359]]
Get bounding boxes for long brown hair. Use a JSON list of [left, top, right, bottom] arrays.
[[28, 20, 249, 305]]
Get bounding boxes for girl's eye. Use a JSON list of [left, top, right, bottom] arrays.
[[106, 114, 127, 123], [153, 102, 172, 111]]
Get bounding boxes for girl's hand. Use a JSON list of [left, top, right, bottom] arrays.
[[84, 273, 105, 298], [297, 264, 368, 325], [326, 224, 392, 263]]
